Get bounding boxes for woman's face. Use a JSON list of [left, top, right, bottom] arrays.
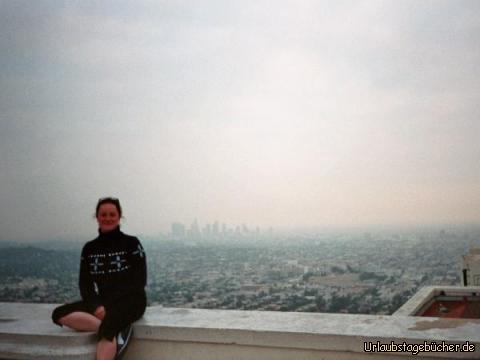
[[96, 203, 120, 233]]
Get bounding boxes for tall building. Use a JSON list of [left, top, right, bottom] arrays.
[[171, 222, 186, 239], [189, 219, 201, 239], [461, 247, 480, 286], [213, 221, 219, 237], [203, 223, 211, 238]]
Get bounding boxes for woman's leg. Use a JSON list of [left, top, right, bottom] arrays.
[[52, 301, 100, 332], [97, 293, 146, 359], [53, 301, 114, 359], [58, 311, 101, 332], [96, 337, 117, 360]]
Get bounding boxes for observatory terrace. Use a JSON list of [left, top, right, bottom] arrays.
[[1, 287, 480, 359]]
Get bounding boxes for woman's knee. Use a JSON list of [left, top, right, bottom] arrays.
[[51, 305, 66, 326], [51, 301, 90, 326]]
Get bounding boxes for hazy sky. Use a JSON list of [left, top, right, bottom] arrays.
[[1, 0, 479, 241]]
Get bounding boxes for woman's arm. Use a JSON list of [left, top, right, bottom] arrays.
[[79, 244, 102, 312], [129, 237, 147, 290]]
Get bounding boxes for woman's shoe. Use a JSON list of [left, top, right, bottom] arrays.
[[115, 324, 133, 359]]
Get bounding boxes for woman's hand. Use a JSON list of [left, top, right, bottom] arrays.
[[94, 305, 106, 321]]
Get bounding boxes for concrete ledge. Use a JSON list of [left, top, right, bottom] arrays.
[[0, 303, 96, 359], [126, 306, 480, 359], [2, 301, 480, 359]]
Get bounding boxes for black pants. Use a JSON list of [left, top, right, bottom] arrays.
[[52, 292, 146, 341]]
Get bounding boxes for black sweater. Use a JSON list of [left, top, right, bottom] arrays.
[[79, 227, 146, 311]]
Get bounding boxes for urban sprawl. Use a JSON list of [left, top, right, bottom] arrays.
[[1, 224, 478, 315]]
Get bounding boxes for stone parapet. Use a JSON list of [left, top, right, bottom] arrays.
[[1, 297, 480, 359], [0, 303, 95, 359]]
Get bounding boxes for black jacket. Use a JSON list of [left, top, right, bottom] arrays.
[[79, 226, 146, 311]]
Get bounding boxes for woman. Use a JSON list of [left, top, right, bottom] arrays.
[[52, 197, 147, 360]]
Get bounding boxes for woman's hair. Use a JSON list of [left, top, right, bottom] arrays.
[[95, 197, 123, 218]]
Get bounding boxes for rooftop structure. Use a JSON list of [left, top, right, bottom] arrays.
[[461, 247, 480, 286]]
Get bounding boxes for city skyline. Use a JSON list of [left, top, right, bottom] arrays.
[[0, 228, 472, 314], [1, 1, 479, 241]]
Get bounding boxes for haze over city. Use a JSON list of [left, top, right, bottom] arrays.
[[1, 1, 479, 241]]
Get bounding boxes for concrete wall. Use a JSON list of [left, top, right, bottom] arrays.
[[1, 296, 480, 360]]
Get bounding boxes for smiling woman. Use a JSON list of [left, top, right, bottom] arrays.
[[51, 197, 147, 360], [95, 197, 122, 233]]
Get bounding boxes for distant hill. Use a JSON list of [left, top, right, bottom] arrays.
[[0, 246, 79, 280]]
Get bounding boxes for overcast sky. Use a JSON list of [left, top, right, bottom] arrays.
[[1, 0, 479, 241]]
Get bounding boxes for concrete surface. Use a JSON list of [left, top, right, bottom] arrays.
[[0, 303, 96, 359], [1, 298, 480, 359]]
